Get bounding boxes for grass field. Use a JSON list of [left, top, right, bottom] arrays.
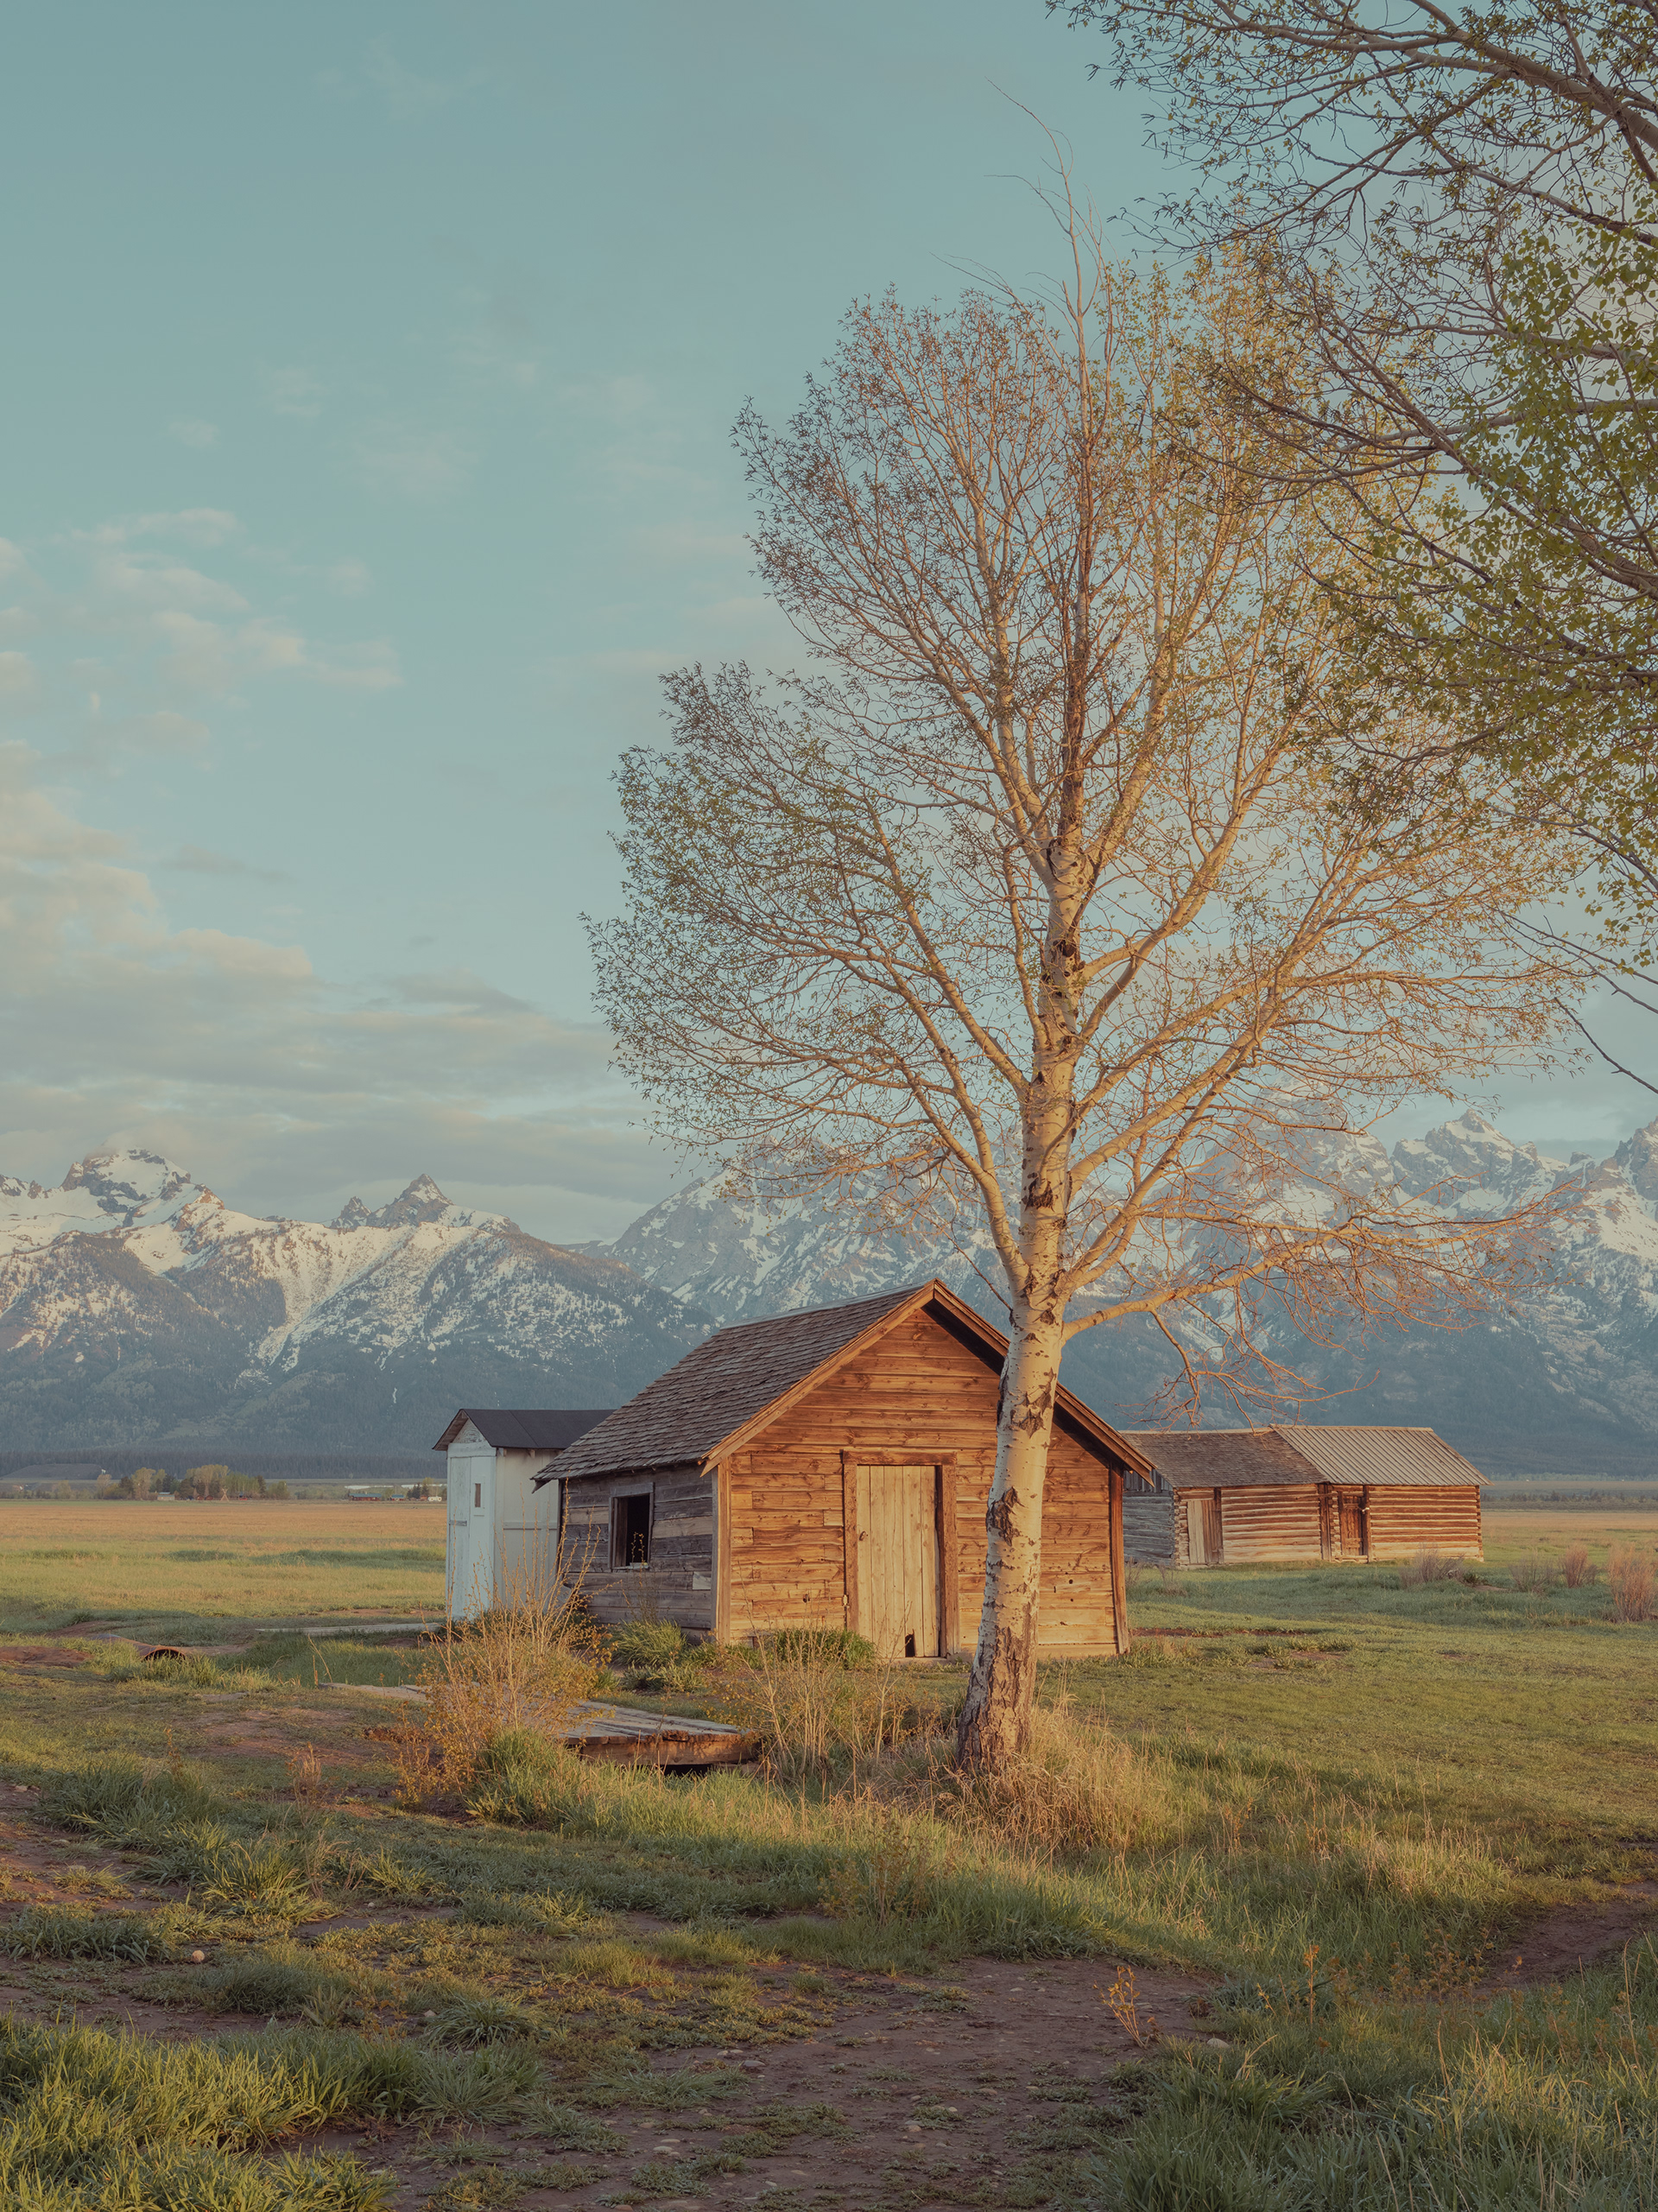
[[0, 1499, 446, 1637], [1, 1501, 1656, 2208]]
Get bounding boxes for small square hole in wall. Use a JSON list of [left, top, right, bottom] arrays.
[[473, 1483, 482, 1509], [614, 1492, 651, 1569]]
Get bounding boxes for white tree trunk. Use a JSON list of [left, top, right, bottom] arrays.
[[956, 1284, 1066, 1765]]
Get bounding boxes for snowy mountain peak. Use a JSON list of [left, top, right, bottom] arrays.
[[1614, 1119, 1658, 1204], [59, 1148, 199, 1218], [364, 1174, 456, 1230], [332, 1197, 371, 1232]]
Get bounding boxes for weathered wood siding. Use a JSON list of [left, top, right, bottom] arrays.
[[561, 1308, 1117, 1654], [1365, 1485, 1483, 1560], [715, 1306, 1120, 1654], [1123, 1489, 1176, 1564], [560, 1461, 716, 1632], [1219, 1483, 1324, 1564]]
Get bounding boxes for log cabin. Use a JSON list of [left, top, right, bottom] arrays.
[[542, 1280, 1155, 1657], [434, 1406, 611, 1619], [1117, 1426, 1487, 1569]]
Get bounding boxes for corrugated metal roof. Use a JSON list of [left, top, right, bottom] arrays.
[[431, 1408, 614, 1454], [1270, 1426, 1489, 1489], [1120, 1425, 1488, 1491], [550, 1278, 1151, 1483]]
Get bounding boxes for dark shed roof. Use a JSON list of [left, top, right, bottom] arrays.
[[547, 1279, 1151, 1485], [432, 1408, 613, 1454], [1119, 1425, 1488, 1491]]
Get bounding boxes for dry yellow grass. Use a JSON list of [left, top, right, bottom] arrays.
[[0, 1497, 445, 1633]]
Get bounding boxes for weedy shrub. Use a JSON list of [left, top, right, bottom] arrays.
[[459, 1886, 600, 1936], [1560, 1542, 1598, 1588], [190, 1949, 357, 2021], [895, 1703, 1179, 1861], [0, 1906, 161, 1962], [402, 1580, 605, 1797], [609, 1615, 687, 1674], [199, 1835, 317, 1918], [42, 1753, 218, 1841], [820, 1828, 938, 1924], [1398, 1549, 1463, 1588], [1509, 1555, 1558, 1594], [421, 1994, 546, 2046], [1609, 1546, 1656, 1622], [463, 1729, 585, 1826], [710, 1634, 952, 1784]]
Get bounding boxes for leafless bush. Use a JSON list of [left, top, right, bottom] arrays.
[[708, 1633, 956, 1785], [401, 1551, 605, 1799], [1398, 1549, 1463, 1588], [1560, 1543, 1598, 1588], [1610, 1549, 1656, 1624], [887, 1702, 1178, 1862], [1509, 1556, 1558, 1594]]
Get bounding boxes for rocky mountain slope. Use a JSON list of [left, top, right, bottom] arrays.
[[0, 1152, 712, 1453], [9, 1112, 1655, 1473], [606, 1112, 1658, 1478]]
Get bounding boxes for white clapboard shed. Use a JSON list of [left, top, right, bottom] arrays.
[[433, 1408, 611, 1619]]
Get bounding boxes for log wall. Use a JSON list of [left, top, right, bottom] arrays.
[[1219, 1483, 1324, 1563], [559, 1461, 715, 1632], [1365, 1485, 1483, 1560], [1165, 1479, 1484, 1566], [1123, 1490, 1176, 1564]]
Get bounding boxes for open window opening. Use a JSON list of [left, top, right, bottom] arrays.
[[613, 1490, 652, 1569]]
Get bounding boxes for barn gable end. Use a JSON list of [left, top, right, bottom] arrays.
[[551, 1280, 1146, 1658]]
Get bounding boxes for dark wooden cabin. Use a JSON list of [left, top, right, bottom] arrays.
[[542, 1280, 1154, 1657], [1117, 1426, 1487, 1569]]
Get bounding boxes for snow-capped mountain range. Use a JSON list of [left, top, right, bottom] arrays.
[[607, 1112, 1658, 1477], [0, 1151, 711, 1453], [3, 1112, 1655, 1471]]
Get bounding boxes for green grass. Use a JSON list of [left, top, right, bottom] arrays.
[[0, 1498, 443, 1637], [3, 1528, 1656, 2204]]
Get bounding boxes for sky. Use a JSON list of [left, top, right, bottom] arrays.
[[3, 0, 1655, 1244]]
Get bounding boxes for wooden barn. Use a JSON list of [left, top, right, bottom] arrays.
[[1117, 1426, 1487, 1569], [541, 1280, 1154, 1657], [434, 1407, 611, 1619]]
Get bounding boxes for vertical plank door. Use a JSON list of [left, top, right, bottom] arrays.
[[853, 1464, 940, 1657], [1338, 1491, 1364, 1559], [1202, 1490, 1225, 1567], [1185, 1496, 1207, 1568]]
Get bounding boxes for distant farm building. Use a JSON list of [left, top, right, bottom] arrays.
[[434, 1407, 611, 1618], [1117, 1427, 1486, 1568], [541, 1280, 1152, 1658]]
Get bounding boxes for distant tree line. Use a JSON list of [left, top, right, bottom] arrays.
[[104, 1465, 289, 1500], [0, 1449, 433, 1488]]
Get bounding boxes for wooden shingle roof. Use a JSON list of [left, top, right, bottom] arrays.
[[1119, 1425, 1488, 1491], [546, 1279, 1152, 1484]]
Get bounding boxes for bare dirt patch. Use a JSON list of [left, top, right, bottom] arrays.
[[1481, 1877, 1658, 1994]]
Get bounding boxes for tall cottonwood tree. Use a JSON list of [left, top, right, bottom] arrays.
[[1063, 0, 1658, 955], [589, 243, 1570, 1765]]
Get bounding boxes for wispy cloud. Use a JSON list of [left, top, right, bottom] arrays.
[[168, 419, 220, 449], [161, 843, 292, 884], [0, 744, 660, 1239], [0, 512, 402, 766], [352, 421, 476, 500], [263, 367, 323, 421]]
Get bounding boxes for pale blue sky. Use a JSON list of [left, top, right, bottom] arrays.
[[3, 2, 1650, 1239]]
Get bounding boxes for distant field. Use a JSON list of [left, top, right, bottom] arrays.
[[1479, 1504, 1658, 1555], [0, 1498, 446, 1636]]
